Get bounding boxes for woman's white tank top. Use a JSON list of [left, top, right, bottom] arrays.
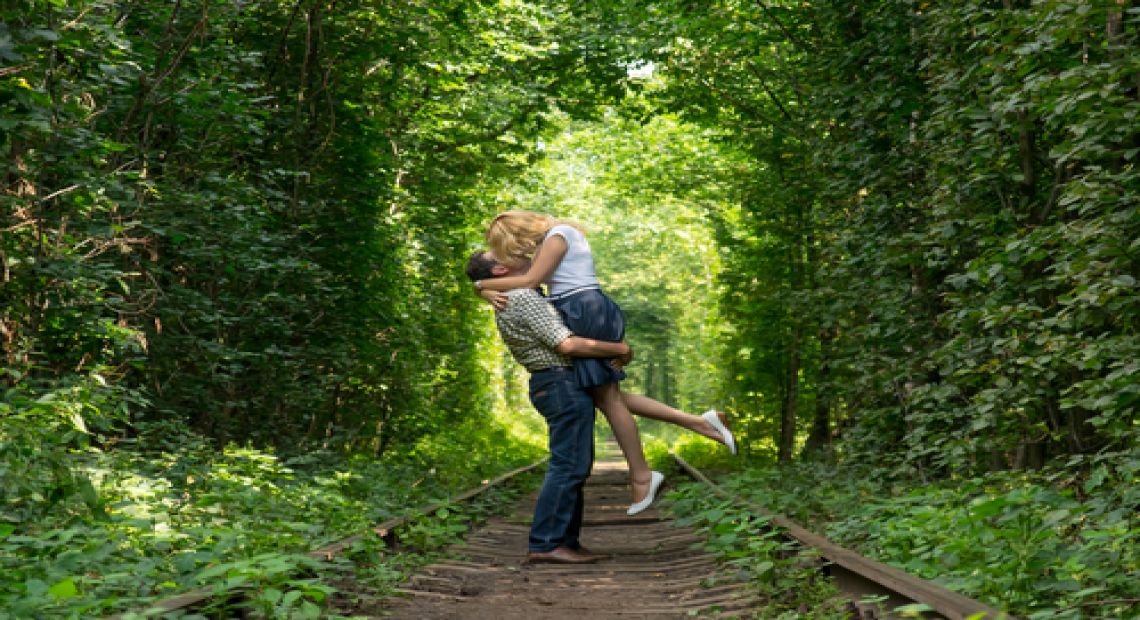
[[544, 224, 599, 298]]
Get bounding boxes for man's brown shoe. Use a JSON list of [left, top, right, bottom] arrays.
[[525, 545, 602, 564]]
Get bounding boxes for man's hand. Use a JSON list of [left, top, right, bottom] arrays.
[[477, 288, 509, 311], [612, 343, 634, 370]]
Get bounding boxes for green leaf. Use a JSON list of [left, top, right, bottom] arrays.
[[300, 600, 321, 619], [894, 603, 934, 616], [47, 578, 79, 600], [1042, 509, 1070, 526], [260, 587, 283, 605], [281, 590, 304, 608]]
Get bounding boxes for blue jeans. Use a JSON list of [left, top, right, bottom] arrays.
[[527, 367, 595, 552]]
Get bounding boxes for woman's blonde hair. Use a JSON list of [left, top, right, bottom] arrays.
[[486, 210, 585, 266]]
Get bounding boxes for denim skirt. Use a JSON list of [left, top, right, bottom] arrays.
[[551, 288, 626, 389]]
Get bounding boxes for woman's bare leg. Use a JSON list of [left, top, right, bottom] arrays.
[[620, 393, 723, 442], [590, 383, 653, 502]]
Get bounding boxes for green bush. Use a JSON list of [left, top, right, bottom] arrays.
[[710, 454, 1139, 618]]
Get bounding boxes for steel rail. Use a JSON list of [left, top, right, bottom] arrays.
[[108, 456, 548, 619], [671, 453, 1012, 620]]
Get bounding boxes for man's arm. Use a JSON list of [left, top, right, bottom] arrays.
[[555, 336, 629, 359], [510, 290, 634, 365]]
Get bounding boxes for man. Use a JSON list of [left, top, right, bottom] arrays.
[[465, 250, 631, 564]]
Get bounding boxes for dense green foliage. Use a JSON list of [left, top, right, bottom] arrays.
[[619, 1, 1139, 469], [0, 421, 541, 616], [2, 0, 611, 522]]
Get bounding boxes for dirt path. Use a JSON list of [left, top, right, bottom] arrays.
[[370, 460, 758, 619]]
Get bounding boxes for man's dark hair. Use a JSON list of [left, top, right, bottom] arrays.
[[465, 251, 498, 281]]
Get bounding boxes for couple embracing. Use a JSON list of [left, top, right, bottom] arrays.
[[465, 211, 735, 564]]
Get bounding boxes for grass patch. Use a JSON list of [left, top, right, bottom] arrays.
[[0, 420, 544, 618]]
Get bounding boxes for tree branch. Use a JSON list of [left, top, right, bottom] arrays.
[[754, 0, 807, 49]]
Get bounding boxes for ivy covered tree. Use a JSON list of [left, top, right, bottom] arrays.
[[611, 0, 1138, 469], [1, 0, 634, 517]]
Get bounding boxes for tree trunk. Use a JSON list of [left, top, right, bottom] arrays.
[[661, 352, 674, 407], [778, 329, 801, 463], [804, 329, 832, 457]]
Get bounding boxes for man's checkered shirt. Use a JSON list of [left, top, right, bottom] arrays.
[[495, 289, 573, 372]]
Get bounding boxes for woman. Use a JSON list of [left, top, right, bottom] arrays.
[[473, 211, 735, 515]]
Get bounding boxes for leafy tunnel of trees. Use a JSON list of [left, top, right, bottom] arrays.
[[2, 0, 1137, 614]]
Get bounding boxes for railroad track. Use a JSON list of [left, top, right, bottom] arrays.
[[375, 459, 761, 619], [375, 454, 1010, 620], [116, 451, 1011, 618]]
